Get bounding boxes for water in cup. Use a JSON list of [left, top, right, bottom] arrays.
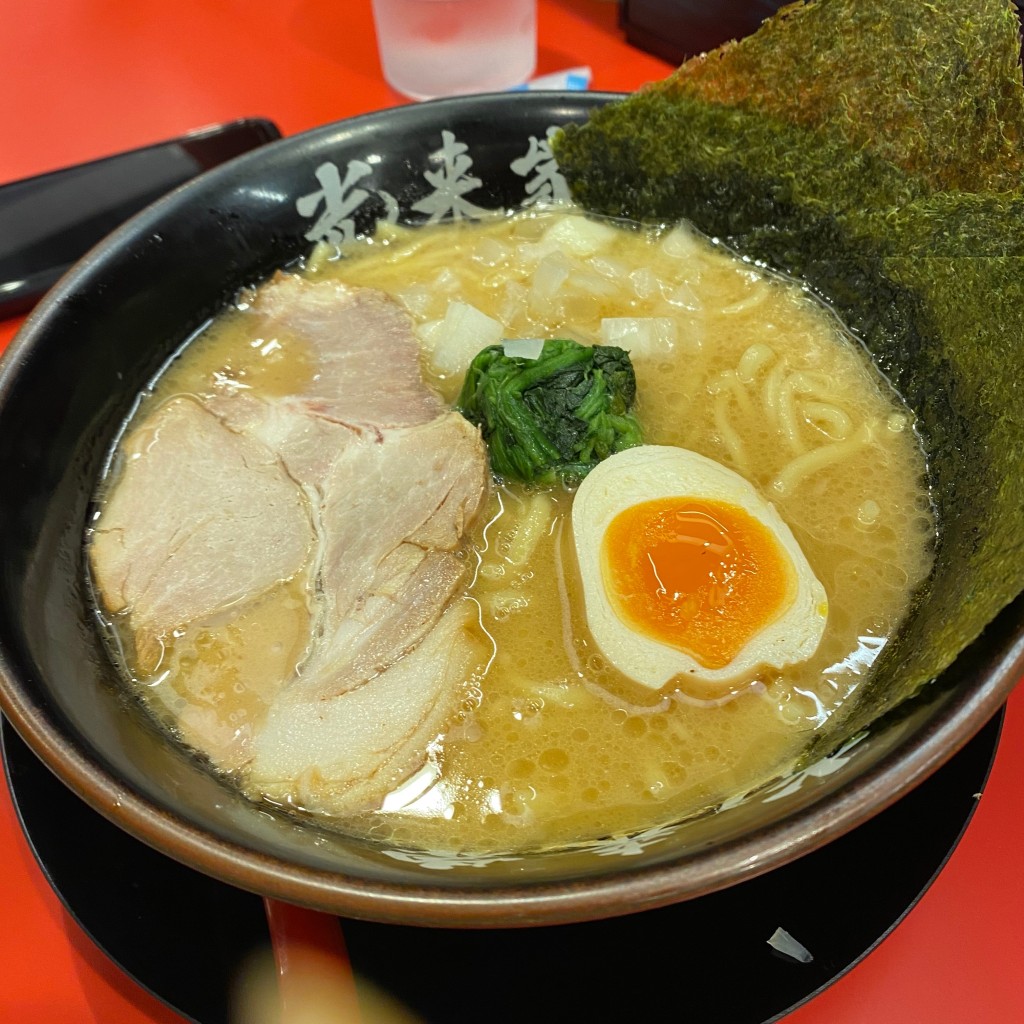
[[372, 0, 537, 100]]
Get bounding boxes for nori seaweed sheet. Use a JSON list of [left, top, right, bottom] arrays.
[[553, 0, 1024, 744]]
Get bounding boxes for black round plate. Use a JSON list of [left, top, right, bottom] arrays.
[[2, 709, 1003, 1024]]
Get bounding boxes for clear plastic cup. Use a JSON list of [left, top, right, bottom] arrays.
[[371, 0, 537, 101]]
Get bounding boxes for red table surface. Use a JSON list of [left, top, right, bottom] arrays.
[[2, 2, 1023, 1021]]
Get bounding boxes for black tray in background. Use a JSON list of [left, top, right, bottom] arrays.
[[2, 710, 1003, 1024]]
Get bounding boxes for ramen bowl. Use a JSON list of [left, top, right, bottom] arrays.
[[1, 93, 1022, 928]]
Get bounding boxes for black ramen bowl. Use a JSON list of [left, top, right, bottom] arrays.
[[1, 93, 1022, 928]]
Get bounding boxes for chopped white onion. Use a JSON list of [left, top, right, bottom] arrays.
[[660, 223, 704, 259], [767, 927, 814, 963], [571, 270, 617, 298], [472, 236, 510, 267], [432, 267, 460, 294], [534, 215, 619, 258], [589, 256, 630, 281], [395, 283, 433, 318], [630, 266, 659, 299], [415, 318, 443, 349], [503, 338, 545, 360], [427, 301, 504, 377], [530, 253, 571, 306], [496, 281, 529, 327], [601, 317, 678, 357], [664, 281, 703, 311]]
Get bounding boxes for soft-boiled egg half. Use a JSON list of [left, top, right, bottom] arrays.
[[572, 445, 828, 693]]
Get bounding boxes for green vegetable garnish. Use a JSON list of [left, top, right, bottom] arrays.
[[456, 339, 643, 486]]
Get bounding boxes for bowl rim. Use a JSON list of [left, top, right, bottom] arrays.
[[5, 611, 1021, 928], [2, 91, 1023, 928]]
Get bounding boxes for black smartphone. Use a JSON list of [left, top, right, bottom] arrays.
[[0, 117, 281, 319]]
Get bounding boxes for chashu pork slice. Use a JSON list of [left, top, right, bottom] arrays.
[[90, 395, 312, 665], [251, 598, 485, 813], [299, 411, 489, 694], [226, 282, 491, 808], [203, 274, 490, 699], [253, 273, 443, 431], [92, 272, 491, 808], [211, 275, 445, 483], [247, 411, 490, 812]]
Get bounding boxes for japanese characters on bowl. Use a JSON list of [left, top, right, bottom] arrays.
[[297, 127, 569, 246]]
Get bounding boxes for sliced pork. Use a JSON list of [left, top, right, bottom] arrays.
[[90, 275, 490, 817], [300, 412, 488, 695], [254, 273, 444, 431], [251, 599, 484, 811], [210, 274, 445, 482], [90, 395, 313, 666]]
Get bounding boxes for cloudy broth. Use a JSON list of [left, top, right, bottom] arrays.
[[94, 208, 934, 855]]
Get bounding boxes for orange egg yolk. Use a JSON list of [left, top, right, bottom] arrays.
[[600, 498, 794, 669]]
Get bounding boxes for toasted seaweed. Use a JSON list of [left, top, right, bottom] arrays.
[[553, 0, 1024, 743], [663, 0, 1024, 194]]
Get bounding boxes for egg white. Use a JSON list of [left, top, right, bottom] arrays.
[[572, 445, 828, 693]]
